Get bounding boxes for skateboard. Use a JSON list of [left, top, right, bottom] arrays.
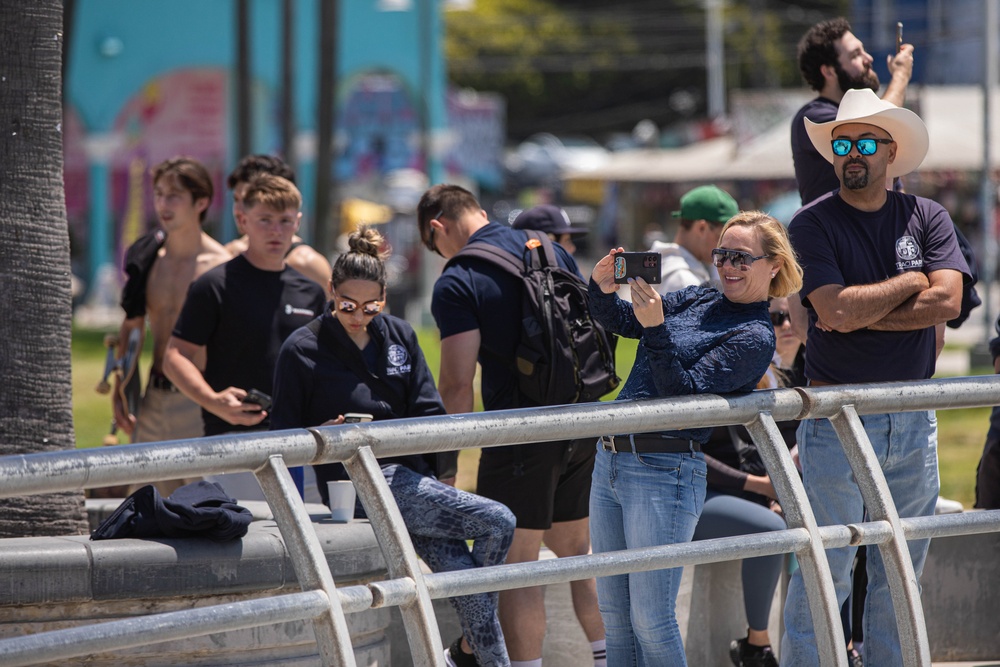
[[95, 328, 142, 445]]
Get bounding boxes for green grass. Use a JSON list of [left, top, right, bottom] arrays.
[[72, 326, 154, 449], [71, 325, 990, 506], [936, 407, 991, 507]]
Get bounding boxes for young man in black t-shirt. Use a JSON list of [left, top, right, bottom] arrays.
[[222, 154, 332, 298], [164, 175, 324, 496]]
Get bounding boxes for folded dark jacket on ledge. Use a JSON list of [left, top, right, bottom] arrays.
[[91, 480, 252, 541]]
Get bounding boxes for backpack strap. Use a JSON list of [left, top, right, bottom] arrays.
[[445, 231, 557, 275], [447, 241, 524, 276], [520, 230, 558, 270]]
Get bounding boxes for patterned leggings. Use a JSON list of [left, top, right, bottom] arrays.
[[382, 464, 516, 667]]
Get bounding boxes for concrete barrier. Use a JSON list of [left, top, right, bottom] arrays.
[[922, 528, 1000, 661], [0, 502, 391, 666]]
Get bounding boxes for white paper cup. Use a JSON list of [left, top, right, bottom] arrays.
[[327, 480, 356, 523]]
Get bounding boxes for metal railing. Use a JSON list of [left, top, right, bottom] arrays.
[[0, 375, 999, 667]]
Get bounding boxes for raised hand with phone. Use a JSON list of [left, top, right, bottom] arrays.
[[884, 20, 913, 107]]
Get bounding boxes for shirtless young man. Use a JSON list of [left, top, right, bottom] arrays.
[[110, 157, 231, 495], [222, 154, 332, 298]]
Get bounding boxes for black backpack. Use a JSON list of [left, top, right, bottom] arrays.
[[447, 233, 619, 406], [947, 223, 982, 329]]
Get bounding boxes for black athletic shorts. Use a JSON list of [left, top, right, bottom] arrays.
[[475, 438, 595, 530]]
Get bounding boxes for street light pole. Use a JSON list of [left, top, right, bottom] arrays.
[[314, 0, 338, 257], [236, 0, 251, 161], [705, 0, 725, 120], [280, 0, 295, 170], [981, 0, 998, 340]]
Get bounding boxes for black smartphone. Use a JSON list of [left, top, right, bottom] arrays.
[[241, 389, 272, 412], [344, 413, 373, 423], [613, 252, 662, 284], [896, 22, 903, 52]]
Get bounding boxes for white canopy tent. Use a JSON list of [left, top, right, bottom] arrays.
[[565, 86, 1000, 184]]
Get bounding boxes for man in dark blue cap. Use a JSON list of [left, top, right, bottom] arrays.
[[511, 204, 587, 256]]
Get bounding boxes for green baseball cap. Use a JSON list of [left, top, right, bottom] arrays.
[[671, 185, 739, 225]]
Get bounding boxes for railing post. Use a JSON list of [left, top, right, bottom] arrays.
[[746, 412, 847, 667], [255, 454, 357, 667], [829, 406, 932, 667], [341, 445, 445, 666]]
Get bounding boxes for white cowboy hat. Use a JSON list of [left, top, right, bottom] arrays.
[[804, 88, 929, 179]]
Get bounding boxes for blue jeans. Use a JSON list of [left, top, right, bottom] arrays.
[[781, 411, 939, 667], [382, 464, 516, 667], [589, 445, 707, 666]]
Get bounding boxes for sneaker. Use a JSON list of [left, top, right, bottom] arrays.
[[729, 637, 779, 667], [847, 647, 864, 667], [444, 636, 477, 667], [935, 495, 964, 514]]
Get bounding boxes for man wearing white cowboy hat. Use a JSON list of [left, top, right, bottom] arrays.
[[783, 88, 971, 667]]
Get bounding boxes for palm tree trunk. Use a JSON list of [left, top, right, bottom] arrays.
[[0, 0, 88, 536]]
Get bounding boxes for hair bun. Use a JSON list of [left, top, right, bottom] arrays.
[[347, 226, 385, 258]]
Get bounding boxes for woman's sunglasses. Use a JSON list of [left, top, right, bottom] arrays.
[[711, 248, 770, 271], [831, 138, 893, 156], [770, 311, 790, 327], [335, 300, 384, 316]]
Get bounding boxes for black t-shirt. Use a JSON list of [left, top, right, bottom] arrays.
[[790, 192, 971, 384], [430, 223, 580, 410], [791, 97, 840, 206], [172, 254, 326, 436]]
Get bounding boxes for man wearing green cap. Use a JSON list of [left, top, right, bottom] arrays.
[[648, 184, 740, 294]]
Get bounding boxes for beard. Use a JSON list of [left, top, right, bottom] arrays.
[[835, 62, 880, 93], [842, 159, 871, 190]]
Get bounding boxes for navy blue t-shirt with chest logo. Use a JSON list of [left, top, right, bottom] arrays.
[[789, 191, 970, 384], [431, 222, 580, 411]]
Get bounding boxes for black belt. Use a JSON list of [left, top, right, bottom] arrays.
[[148, 369, 178, 392], [599, 434, 701, 454]]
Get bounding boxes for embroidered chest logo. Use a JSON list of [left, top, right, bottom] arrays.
[[386, 344, 411, 376], [285, 304, 315, 317], [895, 235, 923, 270]]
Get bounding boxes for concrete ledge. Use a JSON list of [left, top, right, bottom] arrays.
[[0, 520, 386, 605], [0, 509, 391, 666]]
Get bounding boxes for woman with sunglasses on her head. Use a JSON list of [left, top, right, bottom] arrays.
[[270, 227, 516, 667], [587, 211, 803, 666]]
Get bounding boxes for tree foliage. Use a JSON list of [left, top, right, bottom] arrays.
[[445, 0, 849, 141]]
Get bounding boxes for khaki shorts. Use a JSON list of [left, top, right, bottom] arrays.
[[127, 386, 204, 496]]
